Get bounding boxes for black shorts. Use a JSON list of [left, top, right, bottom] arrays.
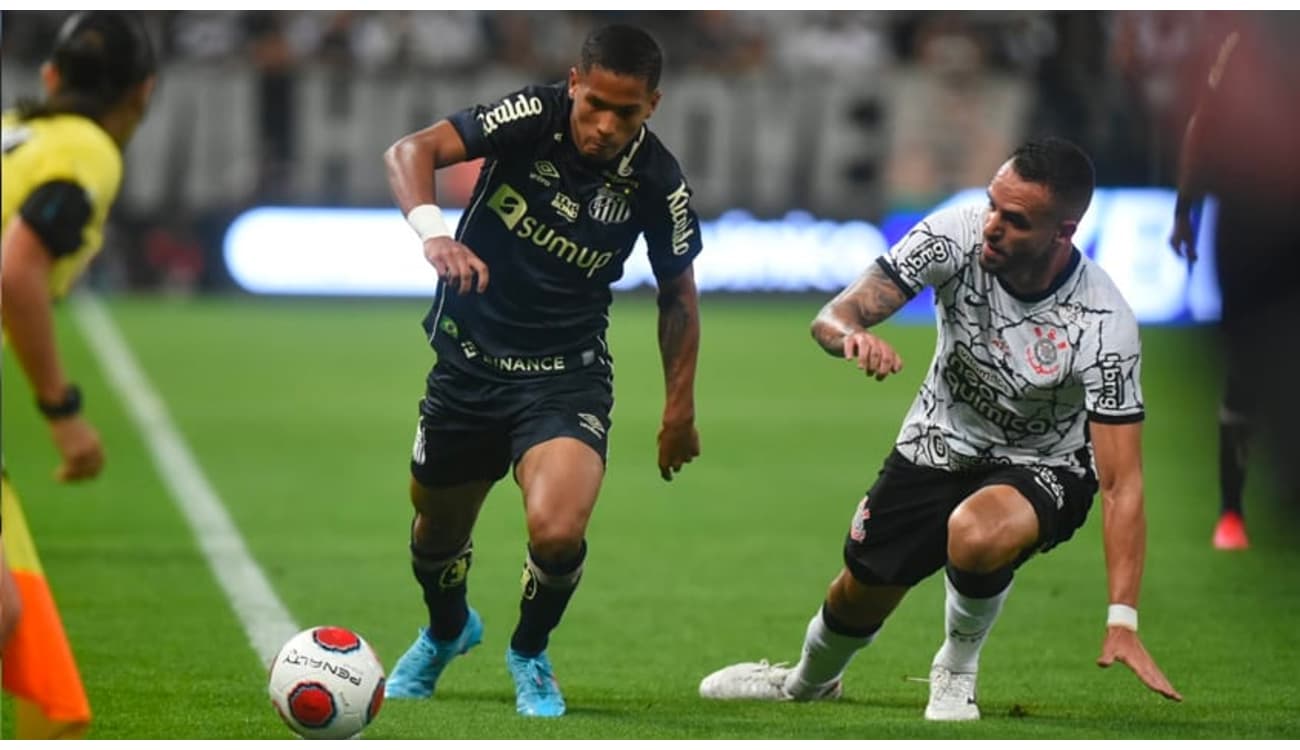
[[843, 450, 1098, 587], [409, 360, 614, 488]]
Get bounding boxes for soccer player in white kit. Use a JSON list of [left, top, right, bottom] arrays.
[[699, 137, 1181, 719]]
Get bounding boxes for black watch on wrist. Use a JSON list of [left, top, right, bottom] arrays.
[[37, 384, 82, 420]]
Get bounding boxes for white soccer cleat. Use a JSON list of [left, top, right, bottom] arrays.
[[699, 660, 842, 702], [924, 664, 979, 721]]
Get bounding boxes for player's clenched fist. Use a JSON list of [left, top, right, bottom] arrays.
[[843, 331, 903, 381]]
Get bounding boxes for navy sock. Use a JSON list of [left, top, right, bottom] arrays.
[[510, 541, 587, 657], [412, 541, 472, 641]]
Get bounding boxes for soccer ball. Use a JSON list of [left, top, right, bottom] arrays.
[[268, 626, 386, 740]]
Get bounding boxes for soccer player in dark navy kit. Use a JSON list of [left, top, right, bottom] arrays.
[[381, 25, 702, 717]]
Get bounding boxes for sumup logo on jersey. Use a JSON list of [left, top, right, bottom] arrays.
[[588, 186, 631, 225], [486, 184, 615, 278]]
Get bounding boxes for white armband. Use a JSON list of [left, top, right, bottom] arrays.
[[1107, 603, 1138, 631], [406, 204, 452, 242]]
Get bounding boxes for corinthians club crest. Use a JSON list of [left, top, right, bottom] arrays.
[[588, 186, 631, 225], [1026, 326, 1069, 376]]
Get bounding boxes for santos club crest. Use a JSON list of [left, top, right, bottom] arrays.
[[588, 187, 631, 225]]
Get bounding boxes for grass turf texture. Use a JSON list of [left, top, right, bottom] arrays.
[[3, 294, 1298, 739]]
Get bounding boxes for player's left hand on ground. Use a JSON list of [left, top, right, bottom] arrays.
[[1097, 626, 1183, 702], [657, 419, 700, 481]]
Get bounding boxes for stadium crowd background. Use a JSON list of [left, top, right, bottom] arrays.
[[1, 10, 1217, 294]]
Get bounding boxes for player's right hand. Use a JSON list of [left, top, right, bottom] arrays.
[[1097, 626, 1183, 702], [424, 236, 489, 294], [657, 417, 700, 482], [842, 331, 902, 381], [1168, 213, 1198, 265], [49, 415, 105, 482]]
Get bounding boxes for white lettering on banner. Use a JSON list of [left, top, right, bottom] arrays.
[[71, 65, 898, 218], [222, 189, 1220, 324]]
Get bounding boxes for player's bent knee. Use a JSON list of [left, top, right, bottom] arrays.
[[527, 522, 586, 561], [946, 507, 1022, 572]]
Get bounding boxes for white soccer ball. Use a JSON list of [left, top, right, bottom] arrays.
[[268, 626, 386, 740]]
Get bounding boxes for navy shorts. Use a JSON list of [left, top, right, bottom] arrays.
[[409, 360, 614, 488], [843, 450, 1098, 587]]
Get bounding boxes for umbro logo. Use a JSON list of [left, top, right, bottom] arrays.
[[530, 160, 560, 187], [577, 412, 606, 439]]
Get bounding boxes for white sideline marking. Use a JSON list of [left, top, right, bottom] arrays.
[[72, 294, 299, 665]]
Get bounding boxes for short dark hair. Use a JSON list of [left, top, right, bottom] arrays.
[[580, 24, 663, 91], [20, 11, 157, 121], [1009, 137, 1095, 221]]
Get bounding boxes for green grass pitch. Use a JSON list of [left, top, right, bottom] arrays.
[[3, 294, 1298, 739]]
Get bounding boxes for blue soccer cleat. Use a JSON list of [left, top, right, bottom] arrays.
[[506, 648, 566, 717], [384, 608, 484, 699]]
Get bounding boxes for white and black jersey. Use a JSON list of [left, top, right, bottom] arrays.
[[878, 203, 1144, 478], [425, 82, 703, 381]]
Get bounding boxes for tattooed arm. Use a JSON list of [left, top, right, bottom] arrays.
[[811, 261, 911, 380], [656, 266, 702, 481]]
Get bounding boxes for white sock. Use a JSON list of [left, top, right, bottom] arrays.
[[785, 608, 875, 698], [932, 573, 1012, 674]]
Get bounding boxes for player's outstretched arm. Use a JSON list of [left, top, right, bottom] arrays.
[[811, 263, 907, 380], [1090, 419, 1183, 702], [384, 121, 488, 294], [655, 266, 701, 482], [1, 218, 105, 481]]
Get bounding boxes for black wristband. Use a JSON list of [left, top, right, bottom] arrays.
[[37, 384, 82, 420]]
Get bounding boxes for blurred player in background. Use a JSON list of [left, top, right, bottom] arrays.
[[1169, 12, 1300, 536], [1206, 372, 1251, 550], [700, 137, 1181, 719], [382, 24, 702, 717], [1, 10, 157, 737]]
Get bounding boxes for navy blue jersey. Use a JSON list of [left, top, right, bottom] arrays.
[[422, 82, 703, 380]]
